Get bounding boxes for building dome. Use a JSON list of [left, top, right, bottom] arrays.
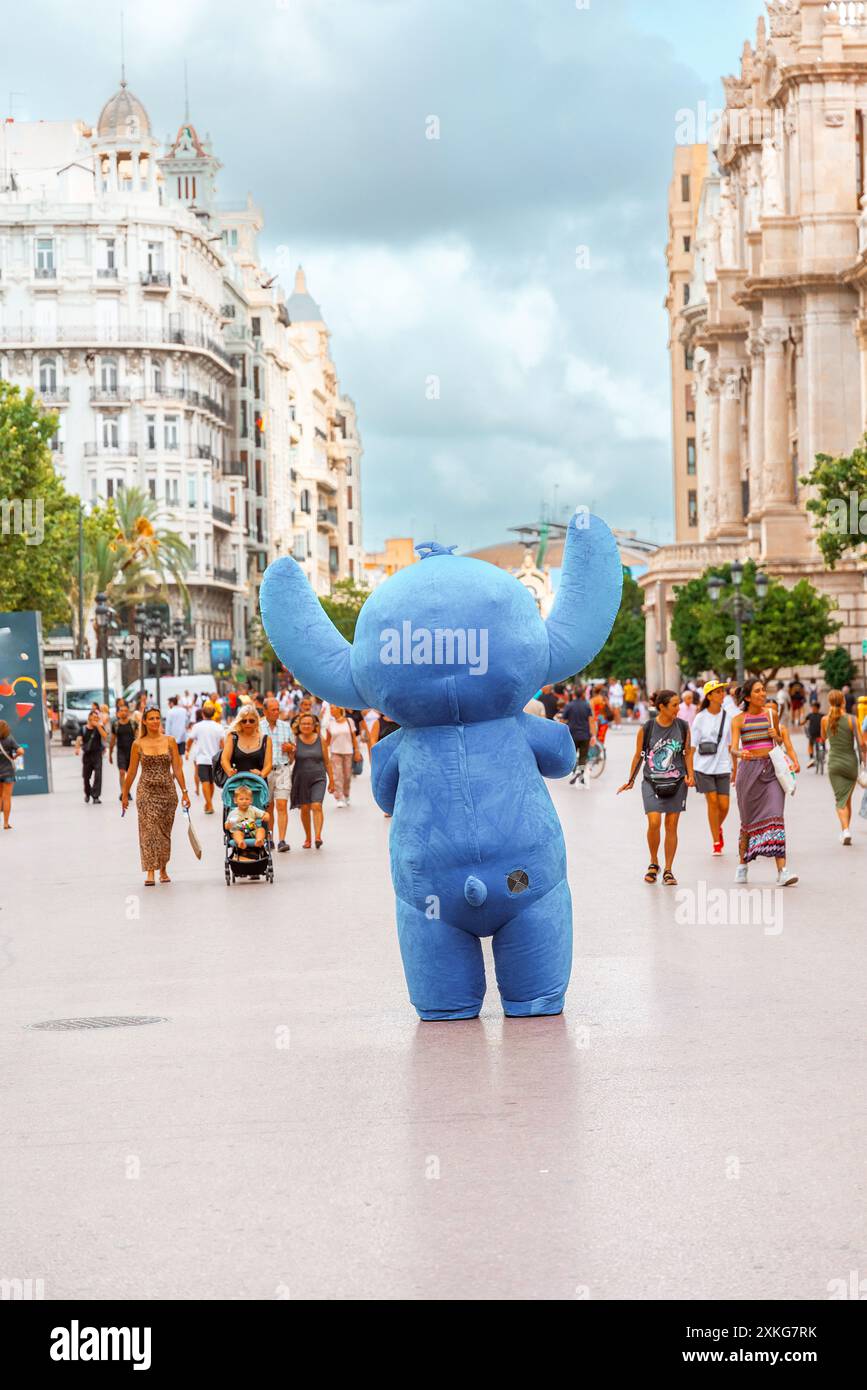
[[286, 265, 322, 323], [96, 81, 151, 140]]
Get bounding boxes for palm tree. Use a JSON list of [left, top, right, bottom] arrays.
[[69, 487, 192, 652]]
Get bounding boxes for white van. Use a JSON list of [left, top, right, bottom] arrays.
[[123, 674, 216, 718]]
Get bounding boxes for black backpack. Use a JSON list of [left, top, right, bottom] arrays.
[[642, 717, 688, 799]]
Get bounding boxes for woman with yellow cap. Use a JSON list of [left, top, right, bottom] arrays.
[[691, 680, 733, 855]]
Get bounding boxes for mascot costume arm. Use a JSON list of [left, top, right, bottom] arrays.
[[371, 730, 404, 814], [520, 713, 576, 778]]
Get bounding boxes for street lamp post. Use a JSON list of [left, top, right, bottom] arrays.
[[148, 617, 166, 714], [708, 563, 769, 686], [134, 604, 149, 701], [95, 592, 110, 708], [172, 618, 187, 676]]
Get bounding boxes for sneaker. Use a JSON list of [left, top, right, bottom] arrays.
[[841, 829, 852, 846], [92, 797, 101, 804], [84, 794, 90, 803], [712, 841, 723, 856], [277, 840, 290, 853], [777, 867, 799, 887], [734, 864, 748, 884]]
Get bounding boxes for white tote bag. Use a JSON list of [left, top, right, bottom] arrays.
[[769, 742, 796, 796]]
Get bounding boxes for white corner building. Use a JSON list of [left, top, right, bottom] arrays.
[[0, 77, 363, 671]]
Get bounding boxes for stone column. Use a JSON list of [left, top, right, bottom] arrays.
[[747, 334, 765, 517], [716, 368, 745, 535], [762, 327, 792, 506], [705, 369, 721, 538]]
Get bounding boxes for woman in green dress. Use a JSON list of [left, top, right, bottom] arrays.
[[822, 689, 866, 845]]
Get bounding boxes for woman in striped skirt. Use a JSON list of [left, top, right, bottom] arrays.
[[730, 678, 800, 886]]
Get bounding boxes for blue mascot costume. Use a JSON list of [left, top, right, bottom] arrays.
[[260, 510, 622, 1020]]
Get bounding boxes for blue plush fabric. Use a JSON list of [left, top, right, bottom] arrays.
[[260, 512, 622, 1019]]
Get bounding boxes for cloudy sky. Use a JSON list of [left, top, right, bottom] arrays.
[[6, 0, 764, 550]]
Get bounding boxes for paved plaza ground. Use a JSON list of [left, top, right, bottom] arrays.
[[1, 727, 865, 1300]]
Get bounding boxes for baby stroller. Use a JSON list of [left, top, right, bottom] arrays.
[[221, 772, 275, 885]]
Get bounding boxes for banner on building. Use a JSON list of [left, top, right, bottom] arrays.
[[0, 610, 52, 796]]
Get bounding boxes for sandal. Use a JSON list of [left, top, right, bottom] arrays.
[[644, 863, 660, 883], [662, 869, 678, 886], [302, 840, 312, 849]]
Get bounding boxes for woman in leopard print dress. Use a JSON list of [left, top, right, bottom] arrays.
[[122, 707, 191, 885]]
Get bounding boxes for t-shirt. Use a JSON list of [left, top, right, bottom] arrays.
[[691, 708, 732, 775], [226, 805, 266, 834], [844, 689, 856, 713], [623, 683, 638, 703], [0, 734, 21, 771], [328, 717, 356, 755], [165, 706, 188, 742], [642, 718, 688, 784], [80, 726, 105, 757], [562, 698, 592, 741], [539, 691, 559, 719], [806, 710, 823, 740], [188, 720, 224, 763]]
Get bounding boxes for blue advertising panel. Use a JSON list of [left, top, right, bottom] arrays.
[[210, 639, 232, 674], [0, 610, 52, 796]]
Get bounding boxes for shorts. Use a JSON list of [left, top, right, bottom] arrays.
[[176, 740, 186, 757], [197, 763, 214, 784], [694, 771, 731, 796], [268, 764, 293, 801]]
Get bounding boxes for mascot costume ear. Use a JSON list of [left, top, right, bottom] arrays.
[[260, 509, 622, 1021]]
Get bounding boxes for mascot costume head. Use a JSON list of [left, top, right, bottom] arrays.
[[261, 510, 622, 1020]]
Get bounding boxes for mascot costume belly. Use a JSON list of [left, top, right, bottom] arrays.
[[260, 511, 622, 1020]]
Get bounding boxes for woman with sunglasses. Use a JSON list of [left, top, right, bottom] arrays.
[[221, 705, 273, 782]]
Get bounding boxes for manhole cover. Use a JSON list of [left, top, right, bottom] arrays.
[[27, 1016, 168, 1032]]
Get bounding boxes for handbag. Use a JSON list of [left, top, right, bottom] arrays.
[[183, 807, 203, 859], [352, 756, 364, 776], [212, 748, 228, 787], [769, 742, 796, 796], [642, 717, 687, 799], [698, 710, 726, 757], [857, 765, 867, 789]]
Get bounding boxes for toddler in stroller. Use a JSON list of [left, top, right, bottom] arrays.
[[222, 772, 275, 884]]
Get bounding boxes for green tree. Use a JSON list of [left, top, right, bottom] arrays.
[[0, 381, 80, 627], [320, 576, 371, 642], [820, 645, 856, 689], [670, 561, 840, 680], [800, 439, 867, 568], [580, 567, 645, 679]]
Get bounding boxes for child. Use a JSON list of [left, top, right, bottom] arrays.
[[226, 785, 269, 860], [805, 700, 824, 768]]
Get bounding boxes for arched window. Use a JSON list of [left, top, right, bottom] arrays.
[[39, 356, 57, 393]]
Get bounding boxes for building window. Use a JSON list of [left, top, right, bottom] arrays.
[[858, 111, 865, 206], [300, 489, 311, 514], [100, 357, 118, 391], [686, 438, 696, 475], [146, 241, 163, 273], [153, 361, 163, 394], [346, 458, 352, 477], [35, 237, 55, 275], [164, 415, 180, 450], [348, 520, 354, 545], [683, 236, 691, 253], [687, 489, 698, 527], [39, 357, 57, 393], [293, 535, 307, 561], [166, 477, 180, 506], [251, 316, 261, 337], [188, 475, 197, 507], [106, 476, 124, 498], [147, 476, 157, 499], [681, 174, 690, 203], [686, 409, 695, 423], [203, 473, 211, 509], [102, 417, 119, 449], [146, 415, 156, 450], [347, 485, 353, 509], [684, 347, 695, 372], [683, 283, 690, 306], [189, 536, 198, 568], [101, 237, 116, 271]]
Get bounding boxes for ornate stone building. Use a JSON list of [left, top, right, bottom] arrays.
[[643, 0, 867, 691], [0, 77, 363, 670]]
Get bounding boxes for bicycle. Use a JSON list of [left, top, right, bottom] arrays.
[[569, 738, 606, 783]]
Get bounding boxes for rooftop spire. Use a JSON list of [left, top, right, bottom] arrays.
[[294, 265, 307, 294]]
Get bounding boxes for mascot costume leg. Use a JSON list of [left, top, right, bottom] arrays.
[[260, 510, 622, 1020]]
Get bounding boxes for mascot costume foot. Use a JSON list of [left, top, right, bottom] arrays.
[[260, 510, 622, 1020]]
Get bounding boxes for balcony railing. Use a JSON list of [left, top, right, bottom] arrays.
[[140, 271, 171, 288], [40, 386, 70, 402], [212, 505, 234, 526], [97, 267, 118, 279], [90, 385, 131, 402], [34, 266, 56, 279], [317, 507, 338, 526], [213, 565, 238, 584], [0, 324, 235, 369], [83, 442, 138, 456], [197, 444, 212, 460], [222, 460, 247, 477]]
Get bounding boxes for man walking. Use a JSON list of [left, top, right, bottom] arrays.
[[185, 703, 224, 815], [261, 696, 295, 851], [562, 685, 597, 786], [165, 695, 188, 756], [76, 708, 107, 803]]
